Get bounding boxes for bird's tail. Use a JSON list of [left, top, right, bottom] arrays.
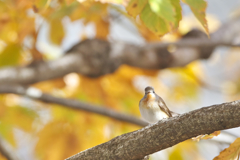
[[170, 111, 180, 117]]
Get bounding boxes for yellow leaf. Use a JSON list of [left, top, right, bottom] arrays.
[[34, 0, 48, 10], [0, 123, 16, 147], [35, 121, 81, 160], [35, 114, 108, 160], [49, 19, 65, 45], [213, 138, 240, 160], [137, 24, 161, 41], [0, 106, 38, 132], [95, 19, 109, 39], [77, 2, 108, 23], [33, 78, 66, 92], [126, 0, 148, 18], [0, 96, 7, 116], [66, 0, 76, 5], [171, 140, 203, 160], [93, 0, 125, 5], [169, 145, 184, 160], [18, 17, 35, 43], [0, 43, 21, 68], [0, 153, 7, 160]]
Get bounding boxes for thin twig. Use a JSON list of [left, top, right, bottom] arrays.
[[0, 85, 148, 127], [0, 135, 20, 160]]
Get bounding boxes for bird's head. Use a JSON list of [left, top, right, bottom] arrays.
[[144, 86, 155, 95], [145, 86, 155, 94]]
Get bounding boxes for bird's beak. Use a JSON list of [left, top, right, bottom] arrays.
[[146, 91, 152, 94], [146, 91, 155, 99]]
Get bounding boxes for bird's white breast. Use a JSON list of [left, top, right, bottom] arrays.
[[139, 100, 169, 124]]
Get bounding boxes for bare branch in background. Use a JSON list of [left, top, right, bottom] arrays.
[[0, 17, 239, 85], [0, 135, 20, 160], [0, 85, 148, 127], [66, 100, 240, 160]]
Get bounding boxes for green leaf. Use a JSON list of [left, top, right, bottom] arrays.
[[0, 123, 16, 147], [126, 0, 148, 18], [182, 0, 209, 36], [170, 0, 182, 28], [140, 3, 169, 36], [50, 2, 79, 19], [0, 106, 38, 132], [49, 19, 65, 45], [35, 0, 48, 9], [0, 43, 21, 68], [149, 0, 176, 28]]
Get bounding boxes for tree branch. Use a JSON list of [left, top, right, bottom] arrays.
[[0, 135, 20, 160], [66, 100, 240, 160], [0, 85, 148, 127], [0, 17, 240, 85]]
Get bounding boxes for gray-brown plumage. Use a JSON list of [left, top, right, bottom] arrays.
[[139, 86, 172, 123]]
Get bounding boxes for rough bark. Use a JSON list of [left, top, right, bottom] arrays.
[[66, 100, 240, 160]]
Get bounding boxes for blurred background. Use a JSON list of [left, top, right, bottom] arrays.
[[0, 0, 240, 160]]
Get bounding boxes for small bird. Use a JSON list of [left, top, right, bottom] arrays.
[[139, 86, 173, 123]]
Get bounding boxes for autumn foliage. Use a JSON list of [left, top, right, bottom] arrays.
[[0, 0, 239, 160]]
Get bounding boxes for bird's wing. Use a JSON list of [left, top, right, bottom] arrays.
[[157, 96, 172, 117]]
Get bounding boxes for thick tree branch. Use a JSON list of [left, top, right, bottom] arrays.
[[1, 81, 239, 160], [0, 85, 148, 127], [0, 39, 236, 85], [66, 100, 240, 160], [0, 17, 240, 85]]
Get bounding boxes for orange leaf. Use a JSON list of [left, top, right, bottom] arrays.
[[49, 19, 65, 45], [192, 131, 220, 142], [213, 138, 240, 160], [95, 19, 109, 39]]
